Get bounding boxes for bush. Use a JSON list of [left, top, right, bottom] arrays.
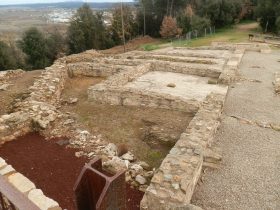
[[0, 41, 17, 71], [160, 16, 181, 39], [18, 27, 49, 70], [191, 15, 211, 33]]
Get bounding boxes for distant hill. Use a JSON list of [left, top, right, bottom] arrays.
[[0, 1, 135, 9]]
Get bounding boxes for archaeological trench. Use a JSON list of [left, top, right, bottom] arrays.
[[0, 42, 271, 210]]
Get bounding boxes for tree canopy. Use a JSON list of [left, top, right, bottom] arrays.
[[67, 4, 112, 54], [255, 0, 280, 33]]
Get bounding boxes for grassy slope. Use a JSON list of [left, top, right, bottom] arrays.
[[140, 22, 260, 50]]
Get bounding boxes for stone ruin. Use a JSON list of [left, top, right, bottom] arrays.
[[0, 43, 271, 210]]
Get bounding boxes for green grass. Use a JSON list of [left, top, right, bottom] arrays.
[[141, 43, 162, 51], [139, 22, 259, 49]]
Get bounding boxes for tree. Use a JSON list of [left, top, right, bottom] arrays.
[[18, 27, 49, 70], [276, 17, 280, 34], [111, 5, 137, 45], [46, 30, 65, 62], [160, 16, 181, 39], [196, 0, 242, 27], [0, 41, 17, 71], [255, 0, 280, 33], [67, 4, 113, 54]]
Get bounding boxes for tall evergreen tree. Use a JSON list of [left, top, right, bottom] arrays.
[[67, 4, 113, 54], [18, 27, 49, 70]]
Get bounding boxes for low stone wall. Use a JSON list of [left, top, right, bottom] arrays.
[[68, 57, 224, 79], [273, 72, 280, 94], [218, 49, 245, 84], [151, 62, 222, 79], [90, 87, 200, 113], [67, 62, 136, 78], [211, 42, 271, 53], [140, 93, 226, 210], [130, 54, 223, 65], [152, 48, 232, 60], [0, 157, 61, 210]]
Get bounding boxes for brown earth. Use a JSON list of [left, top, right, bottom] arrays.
[[0, 133, 144, 210], [0, 70, 42, 115], [101, 36, 159, 54], [60, 76, 194, 168]]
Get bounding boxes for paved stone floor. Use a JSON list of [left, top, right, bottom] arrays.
[[125, 71, 227, 101], [192, 51, 280, 210]]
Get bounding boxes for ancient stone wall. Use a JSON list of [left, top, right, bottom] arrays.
[[151, 62, 222, 79], [88, 63, 201, 113], [140, 93, 226, 210], [0, 157, 61, 210], [218, 49, 245, 84], [0, 60, 68, 143], [67, 62, 136, 78]]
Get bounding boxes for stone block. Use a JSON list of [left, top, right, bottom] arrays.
[[8, 173, 36, 194], [28, 189, 62, 210], [0, 165, 15, 176], [0, 157, 7, 169]]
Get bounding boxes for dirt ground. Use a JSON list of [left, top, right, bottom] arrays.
[[0, 70, 42, 115], [101, 36, 159, 54], [60, 77, 194, 168], [0, 133, 144, 210]]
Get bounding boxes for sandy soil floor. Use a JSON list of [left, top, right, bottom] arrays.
[[192, 51, 280, 210], [0, 70, 42, 115], [60, 77, 194, 168]]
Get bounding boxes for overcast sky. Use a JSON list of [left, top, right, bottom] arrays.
[[0, 0, 132, 5]]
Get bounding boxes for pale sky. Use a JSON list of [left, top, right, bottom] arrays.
[[0, 0, 132, 6]]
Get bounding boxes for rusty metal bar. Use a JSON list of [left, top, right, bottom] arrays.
[[0, 175, 40, 210], [74, 157, 126, 210]]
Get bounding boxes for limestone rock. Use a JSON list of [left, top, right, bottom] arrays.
[[28, 189, 61, 210], [68, 97, 78, 104], [135, 175, 147, 185], [103, 143, 118, 156], [103, 157, 128, 173], [8, 173, 36, 194], [167, 83, 176, 88], [138, 161, 151, 170], [0, 84, 11, 91], [121, 152, 135, 161]]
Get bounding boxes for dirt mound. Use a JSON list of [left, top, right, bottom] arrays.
[[102, 36, 158, 54]]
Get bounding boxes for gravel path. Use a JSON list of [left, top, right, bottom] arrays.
[[192, 51, 280, 210]]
